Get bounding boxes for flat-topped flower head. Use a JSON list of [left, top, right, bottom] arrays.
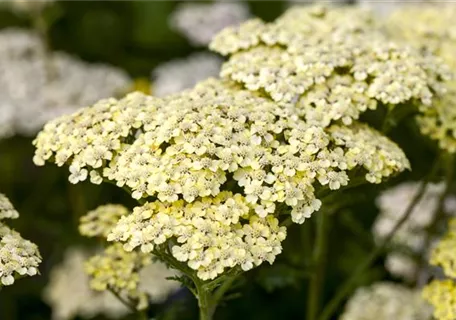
[[388, 5, 456, 153], [422, 218, 456, 320], [387, 5, 456, 67], [0, 193, 41, 287], [429, 218, 456, 279], [108, 191, 286, 280], [79, 204, 130, 238], [34, 79, 409, 226], [423, 280, 456, 320], [44, 246, 179, 319], [210, 5, 450, 127], [342, 282, 432, 320], [0, 225, 41, 286], [0, 193, 19, 220], [84, 243, 179, 310], [44, 247, 129, 320]]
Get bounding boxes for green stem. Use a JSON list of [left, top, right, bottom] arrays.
[[213, 274, 238, 306], [195, 280, 216, 320], [318, 155, 441, 320], [417, 153, 454, 285], [307, 211, 329, 320], [381, 103, 417, 134], [139, 310, 149, 320], [107, 288, 137, 313], [154, 246, 238, 320]]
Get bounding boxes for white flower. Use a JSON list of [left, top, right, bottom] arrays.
[[341, 282, 432, 320], [43, 248, 129, 320], [152, 52, 222, 97], [170, 2, 250, 46], [0, 28, 131, 139], [373, 181, 456, 280]]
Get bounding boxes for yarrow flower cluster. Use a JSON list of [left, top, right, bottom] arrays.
[[77, 204, 180, 308], [170, 1, 250, 46], [85, 243, 155, 310], [33, 78, 409, 222], [423, 218, 456, 320], [33, 77, 409, 281], [44, 247, 179, 319], [373, 182, 456, 281], [0, 28, 131, 138], [152, 52, 222, 97], [79, 204, 130, 238], [0, 193, 41, 286], [210, 5, 450, 128], [108, 192, 286, 280], [0, 193, 19, 220], [387, 5, 456, 153], [341, 282, 432, 320], [44, 247, 130, 320]]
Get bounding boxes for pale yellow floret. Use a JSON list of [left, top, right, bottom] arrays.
[[423, 280, 456, 320], [0, 194, 41, 287], [429, 218, 456, 279], [33, 79, 409, 228], [422, 217, 456, 320], [84, 243, 152, 310], [387, 5, 456, 153], [33, 60, 411, 282], [0, 193, 19, 220], [0, 224, 41, 286], [79, 204, 130, 238], [108, 192, 286, 280], [210, 5, 450, 127]]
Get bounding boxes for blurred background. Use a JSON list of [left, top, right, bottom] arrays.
[[0, 1, 435, 320]]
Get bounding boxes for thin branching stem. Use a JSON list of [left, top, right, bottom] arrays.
[[318, 155, 441, 320], [107, 288, 137, 313], [307, 210, 329, 320], [417, 153, 454, 286]]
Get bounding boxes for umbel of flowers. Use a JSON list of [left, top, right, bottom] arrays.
[[0, 193, 41, 287], [43, 204, 179, 320], [32, 4, 453, 320], [210, 5, 450, 128], [33, 75, 409, 318], [78, 204, 180, 312], [387, 5, 456, 153], [422, 218, 456, 320]]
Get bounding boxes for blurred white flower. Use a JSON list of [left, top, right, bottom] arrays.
[[373, 182, 456, 281], [0, 0, 54, 13], [43, 248, 129, 320], [287, 0, 349, 6], [340, 282, 432, 320], [139, 259, 181, 303], [384, 253, 418, 282], [357, 0, 404, 17], [44, 247, 181, 320], [152, 52, 222, 97], [0, 28, 131, 138], [170, 2, 250, 46]]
